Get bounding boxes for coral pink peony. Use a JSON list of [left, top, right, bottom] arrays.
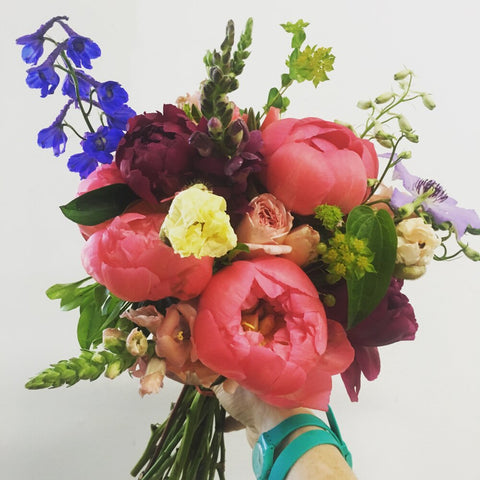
[[260, 117, 379, 214], [81, 211, 213, 302], [193, 257, 354, 410]]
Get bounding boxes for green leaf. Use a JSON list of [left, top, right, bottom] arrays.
[[59, 183, 139, 226], [267, 87, 284, 109], [46, 278, 96, 311], [346, 206, 397, 328], [280, 20, 309, 48]]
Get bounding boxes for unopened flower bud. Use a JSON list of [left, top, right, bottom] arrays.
[[334, 119, 355, 132], [394, 263, 426, 280], [356, 99, 373, 110], [323, 294, 336, 308], [397, 115, 413, 132], [105, 360, 123, 379], [102, 328, 127, 352], [462, 244, 480, 261], [207, 117, 223, 135], [126, 328, 149, 357], [189, 131, 214, 157], [405, 131, 419, 143], [393, 68, 412, 81], [421, 93, 436, 110], [397, 150, 412, 160], [375, 92, 395, 104], [227, 119, 248, 147]]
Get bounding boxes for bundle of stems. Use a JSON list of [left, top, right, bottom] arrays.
[[131, 385, 226, 480]]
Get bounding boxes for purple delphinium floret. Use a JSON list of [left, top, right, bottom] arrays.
[[25, 42, 66, 97], [37, 100, 73, 156], [16, 16, 68, 65], [61, 70, 91, 100], [58, 20, 101, 69], [82, 126, 124, 164], [391, 162, 480, 237], [96, 81, 129, 114], [67, 152, 99, 179]]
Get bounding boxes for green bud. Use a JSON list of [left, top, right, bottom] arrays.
[[316, 243, 328, 255], [393, 68, 412, 81], [323, 294, 336, 308], [397, 115, 413, 132], [421, 93, 436, 110], [462, 244, 480, 261], [394, 263, 426, 280], [105, 360, 123, 379], [376, 137, 394, 149], [356, 99, 373, 110], [102, 328, 127, 352], [375, 92, 395, 104], [397, 150, 412, 160], [404, 131, 419, 143], [334, 119, 355, 132], [367, 178, 377, 187]]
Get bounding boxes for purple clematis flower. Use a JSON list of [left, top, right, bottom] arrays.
[[391, 162, 480, 237]]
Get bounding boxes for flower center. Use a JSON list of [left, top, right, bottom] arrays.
[[414, 178, 448, 203], [241, 300, 287, 346]]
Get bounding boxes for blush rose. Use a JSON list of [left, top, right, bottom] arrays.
[[260, 117, 379, 214]]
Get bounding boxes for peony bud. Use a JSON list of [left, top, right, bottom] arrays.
[[126, 328, 149, 357], [375, 92, 395, 104]]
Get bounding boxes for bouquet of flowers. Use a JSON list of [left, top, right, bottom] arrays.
[[18, 15, 480, 479]]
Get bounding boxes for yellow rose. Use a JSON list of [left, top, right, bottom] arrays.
[[160, 184, 237, 258]]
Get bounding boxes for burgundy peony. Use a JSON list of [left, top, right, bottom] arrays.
[[115, 104, 202, 204], [193, 257, 354, 410], [260, 117, 379, 215], [325, 277, 417, 401]]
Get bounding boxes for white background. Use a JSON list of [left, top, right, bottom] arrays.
[[2, 1, 480, 479]]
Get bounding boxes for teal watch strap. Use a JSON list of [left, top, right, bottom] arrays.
[[268, 429, 346, 480], [252, 413, 330, 479], [263, 413, 330, 445]]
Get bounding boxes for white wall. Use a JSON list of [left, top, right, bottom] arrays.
[[3, 1, 479, 479]]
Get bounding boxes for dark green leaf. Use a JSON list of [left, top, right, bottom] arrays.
[[346, 206, 397, 328], [59, 183, 139, 226], [281, 73, 292, 88]]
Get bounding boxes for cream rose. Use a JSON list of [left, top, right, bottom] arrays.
[[280, 225, 320, 267], [396, 217, 441, 266]]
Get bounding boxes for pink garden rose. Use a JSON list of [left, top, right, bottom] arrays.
[[81, 210, 213, 302], [260, 117, 379, 215], [193, 257, 354, 410], [235, 193, 293, 256]]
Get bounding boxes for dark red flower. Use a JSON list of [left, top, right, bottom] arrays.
[[115, 104, 202, 204], [325, 278, 417, 401]]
